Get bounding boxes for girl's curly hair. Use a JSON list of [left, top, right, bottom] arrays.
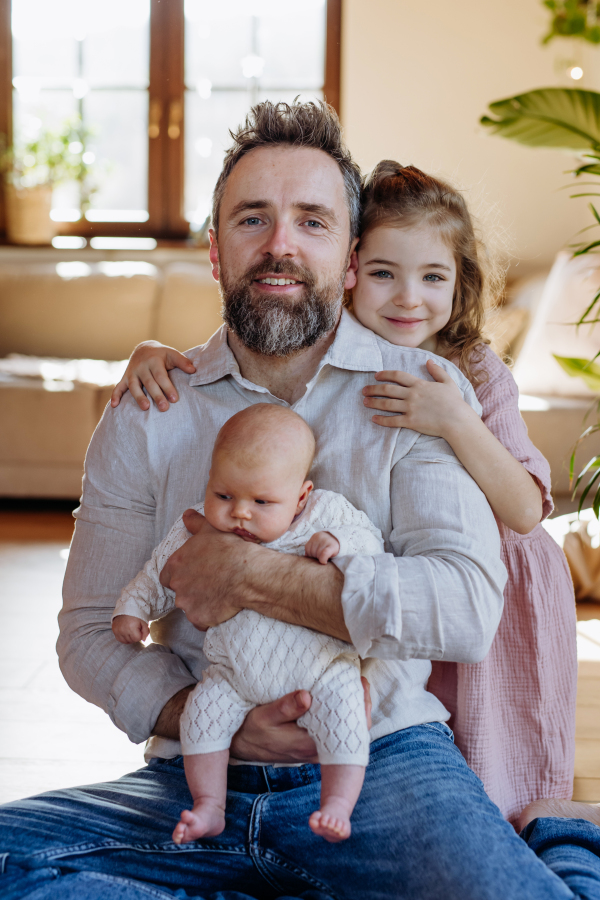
[[359, 161, 497, 384]]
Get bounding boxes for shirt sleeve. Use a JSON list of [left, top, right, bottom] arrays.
[[334, 434, 508, 661], [112, 518, 190, 623], [58, 398, 197, 745], [474, 346, 554, 519]]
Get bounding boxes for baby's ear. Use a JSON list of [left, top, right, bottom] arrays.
[[296, 480, 313, 513]]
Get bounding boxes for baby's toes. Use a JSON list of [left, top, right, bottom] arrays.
[[172, 821, 187, 844]]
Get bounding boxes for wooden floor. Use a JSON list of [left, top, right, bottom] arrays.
[[0, 507, 599, 807]]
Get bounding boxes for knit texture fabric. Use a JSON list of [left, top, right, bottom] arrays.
[[115, 489, 384, 765]]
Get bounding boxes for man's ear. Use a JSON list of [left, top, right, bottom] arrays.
[[343, 238, 359, 291], [209, 229, 219, 282], [295, 480, 313, 514]]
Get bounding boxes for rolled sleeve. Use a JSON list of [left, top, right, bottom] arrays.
[[334, 434, 507, 663], [334, 553, 402, 658]]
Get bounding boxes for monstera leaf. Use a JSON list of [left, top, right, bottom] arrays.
[[481, 88, 600, 155]]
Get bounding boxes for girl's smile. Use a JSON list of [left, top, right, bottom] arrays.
[[351, 223, 457, 353]]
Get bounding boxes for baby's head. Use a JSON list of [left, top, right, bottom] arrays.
[[204, 404, 315, 544], [351, 161, 492, 381]]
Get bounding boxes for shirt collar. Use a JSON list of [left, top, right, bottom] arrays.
[[188, 308, 383, 389]]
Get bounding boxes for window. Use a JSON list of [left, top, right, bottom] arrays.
[[0, 0, 341, 241]]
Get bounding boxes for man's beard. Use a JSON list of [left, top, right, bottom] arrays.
[[219, 259, 346, 357]]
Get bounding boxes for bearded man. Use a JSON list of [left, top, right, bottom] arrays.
[[2, 101, 600, 900]]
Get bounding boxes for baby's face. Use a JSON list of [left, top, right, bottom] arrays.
[[204, 453, 311, 544]]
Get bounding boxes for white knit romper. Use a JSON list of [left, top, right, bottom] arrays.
[[113, 489, 384, 767]]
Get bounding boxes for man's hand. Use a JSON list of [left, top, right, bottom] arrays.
[[161, 507, 350, 641], [233, 677, 371, 763], [159, 509, 255, 630], [153, 679, 372, 761]]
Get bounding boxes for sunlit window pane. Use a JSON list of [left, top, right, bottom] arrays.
[[85, 91, 148, 212], [184, 0, 327, 229], [12, 0, 150, 221], [185, 91, 251, 227]]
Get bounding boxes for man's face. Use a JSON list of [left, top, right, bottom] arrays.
[[209, 145, 358, 357]]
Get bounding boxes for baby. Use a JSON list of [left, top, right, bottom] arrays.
[[112, 403, 384, 844]]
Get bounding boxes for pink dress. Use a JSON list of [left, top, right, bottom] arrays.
[[428, 345, 578, 825]]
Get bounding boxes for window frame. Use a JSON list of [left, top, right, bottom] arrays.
[[0, 0, 341, 242]]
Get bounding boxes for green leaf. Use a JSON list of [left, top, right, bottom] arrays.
[[554, 355, 600, 391], [573, 238, 600, 255], [481, 88, 600, 154]]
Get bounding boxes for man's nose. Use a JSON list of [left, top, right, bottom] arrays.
[[261, 220, 297, 259]]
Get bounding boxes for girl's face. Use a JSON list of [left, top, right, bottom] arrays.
[[352, 223, 457, 353]]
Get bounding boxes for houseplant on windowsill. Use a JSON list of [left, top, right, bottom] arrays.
[[480, 86, 600, 516], [0, 117, 97, 245]]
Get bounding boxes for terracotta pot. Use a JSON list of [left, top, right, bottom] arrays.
[[4, 184, 56, 245]]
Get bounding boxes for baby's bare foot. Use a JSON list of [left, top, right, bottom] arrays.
[[172, 802, 225, 844], [516, 798, 600, 834], [309, 801, 352, 843]]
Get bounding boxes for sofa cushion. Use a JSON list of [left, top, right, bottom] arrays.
[[0, 261, 160, 361], [155, 262, 223, 351]]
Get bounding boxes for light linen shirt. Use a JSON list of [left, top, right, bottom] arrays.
[[59, 310, 507, 757]]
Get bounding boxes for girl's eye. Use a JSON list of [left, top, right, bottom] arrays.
[[423, 273, 443, 282], [371, 270, 392, 279], [216, 493, 231, 501], [254, 499, 268, 505]]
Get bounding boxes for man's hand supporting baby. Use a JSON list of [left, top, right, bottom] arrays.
[[153, 680, 372, 764], [156, 508, 354, 763], [159, 508, 349, 641]]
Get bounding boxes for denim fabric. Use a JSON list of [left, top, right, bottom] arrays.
[[1, 724, 600, 900]]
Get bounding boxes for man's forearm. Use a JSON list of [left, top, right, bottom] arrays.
[[243, 548, 350, 641], [162, 525, 350, 640], [152, 685, 194, 740]]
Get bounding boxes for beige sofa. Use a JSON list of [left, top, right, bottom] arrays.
[[0, 252, 223, 497], [0, 248, 599, 509]]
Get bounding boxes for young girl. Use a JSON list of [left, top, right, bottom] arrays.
[[111, 162, 577, 825]]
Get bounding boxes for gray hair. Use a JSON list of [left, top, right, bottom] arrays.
[[211, 100, 361, 242]]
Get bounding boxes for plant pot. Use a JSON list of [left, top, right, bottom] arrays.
[[4, 184, 56, 245]]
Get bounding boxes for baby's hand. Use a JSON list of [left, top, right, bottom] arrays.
[[362, 359, 468, 438], [305, 531, 340, 565], [112, 614, 150, 644], [111, 341, 196, 412]]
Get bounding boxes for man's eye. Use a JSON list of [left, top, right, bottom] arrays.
[[305, 220, 323, 228], [243, 217, 262, 226], [424, 273, 443, 282]]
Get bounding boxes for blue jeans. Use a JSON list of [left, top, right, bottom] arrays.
[[1, 723, 600, 900]]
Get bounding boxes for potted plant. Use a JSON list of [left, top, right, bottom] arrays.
[[481, 86, 600, 516], [0, 117, 97, 245]]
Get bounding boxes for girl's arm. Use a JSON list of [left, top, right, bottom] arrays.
[[111, 341, 196, 411], [362, 358, 543, 535]]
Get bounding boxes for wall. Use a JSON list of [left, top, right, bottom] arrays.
[[340, 0, 600, 280]]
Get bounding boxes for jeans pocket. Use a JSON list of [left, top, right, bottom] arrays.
[[417, 721, 455, 743]]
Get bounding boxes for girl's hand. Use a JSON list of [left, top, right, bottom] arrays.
[[305, 531, 341, 565], [362, 358, 472, 439], [111, 341, 196, 412]]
